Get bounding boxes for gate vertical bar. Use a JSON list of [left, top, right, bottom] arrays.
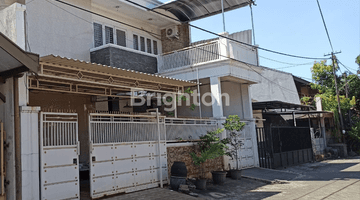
[[156, 109, 163, 188]]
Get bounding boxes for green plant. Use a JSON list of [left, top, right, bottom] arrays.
[[348, 119, 360, 152], [223, 115, 246, 170], [190, 128, 228, 178]]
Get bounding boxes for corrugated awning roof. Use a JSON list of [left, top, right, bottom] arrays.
[[252, 100, 313, 111], [40, 55, 196, 87], [153, 0, 253, 22]]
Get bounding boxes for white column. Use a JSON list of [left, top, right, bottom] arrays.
[[20, 106, 40, 200], [210, 77, 224, 118], [316, 97, 327, 148], [241, 84, 259, 167]]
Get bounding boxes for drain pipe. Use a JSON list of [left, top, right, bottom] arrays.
[[14, 76, 21, 200]]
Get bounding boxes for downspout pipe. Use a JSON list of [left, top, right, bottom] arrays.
[[14, 76, 21, 200]]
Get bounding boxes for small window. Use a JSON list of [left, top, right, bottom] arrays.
[[105, 26, 114, 44], [93, 23, 103, 47], [146, 39, 152, 53], [140, 36, 145, 52], [153, 40, 158, 55], [116, 29, 126, 47], [133, 34, 139, 50]]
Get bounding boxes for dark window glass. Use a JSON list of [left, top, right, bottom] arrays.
[[105, 26, 114, 44], [116, 29, 126, 47], [146, 39, 152, 53], [153, 40, 158, 55], [133, 34, 139, 50], [93, 23, 103, 47], [140, 36, 145, 52]]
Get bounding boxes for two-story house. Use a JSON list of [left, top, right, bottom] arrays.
[[0, 0, 260, 199]]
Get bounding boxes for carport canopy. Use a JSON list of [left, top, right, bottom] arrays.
[[28, 55, 197, 98]]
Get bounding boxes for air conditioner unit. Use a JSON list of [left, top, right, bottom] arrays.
[[166, 26, 179, 39]]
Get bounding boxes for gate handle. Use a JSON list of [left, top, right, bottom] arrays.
[[77, 141, 80, 156]]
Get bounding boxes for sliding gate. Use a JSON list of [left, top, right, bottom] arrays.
[[89, 113, 168, 199], [40, 112, 80, 199]]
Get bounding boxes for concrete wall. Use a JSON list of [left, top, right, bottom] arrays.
[[24, 0, 164, 61], [90, 45, 158, 73], [250, 67, 300, 104], [25, 0, 93, 61], [161, 23, 190, 53], [29, 91, 96, 165]]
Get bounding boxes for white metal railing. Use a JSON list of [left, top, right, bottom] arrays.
[[89, 113, 166, 144], [158, 38, 258, 73], [158, 41, 220, 72], [41, 112, 78, 147], [165, 118, 218, 141]]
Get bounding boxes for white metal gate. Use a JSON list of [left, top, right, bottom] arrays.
[[40, 112, 80, 200], [228, 121, 257, 169], [89, 113, 168, 199]]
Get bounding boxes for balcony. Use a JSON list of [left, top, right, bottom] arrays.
[[158, 35, 258, 73]]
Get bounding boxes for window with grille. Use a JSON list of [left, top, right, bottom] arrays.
[[153, 41, 158, 55], [93, 23, 103, 47], [146, 39, 152, 53], [116, 29, 126, 47], [105, 26, 114, 44], [133, 34, 139, 50], [140, 37, 145, 52]]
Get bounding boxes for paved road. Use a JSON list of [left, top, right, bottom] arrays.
[[248, 157, 360, 200], [101, 157, 360, 200]]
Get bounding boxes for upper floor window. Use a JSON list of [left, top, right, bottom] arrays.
[[105, 26, 114, 44], [116, 29, 126, 47], [133, 35, 139, 50], [140, 36, 145, 52], [94, 23, 103, 48], [93, 22, 159, 55]]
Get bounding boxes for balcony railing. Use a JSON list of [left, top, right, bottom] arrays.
[[158, 38, 258, 73]]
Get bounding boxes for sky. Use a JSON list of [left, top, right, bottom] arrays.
[[161, 0, 360, 81]]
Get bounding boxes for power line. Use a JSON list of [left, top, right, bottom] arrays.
[[316, 0, 334, 52], [53, 0, 160, 37], [45, 0, 311, 95], [338, 60, 358, 74], [121, 0, 329, 60]]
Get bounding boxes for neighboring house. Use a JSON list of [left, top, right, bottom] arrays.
[[249, 67, 331, 169], [0, 0, 260, 199]]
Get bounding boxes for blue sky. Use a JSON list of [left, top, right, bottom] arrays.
[[162, 0, 360, 81]]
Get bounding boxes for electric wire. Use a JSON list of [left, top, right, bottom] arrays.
[[316, 0, 334, 52], [45, 0, 309, 96], [52, 0, 329, 60]]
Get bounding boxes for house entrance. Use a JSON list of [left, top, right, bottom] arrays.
[[88, 112, 168, 199]]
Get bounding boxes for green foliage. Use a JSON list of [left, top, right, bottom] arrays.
[[223, 115, 246, 170], [356, 55, 360, 67], [301, 96, 311, 105], [190, 128, 228, 166]]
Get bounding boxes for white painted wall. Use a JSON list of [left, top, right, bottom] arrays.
[[20, 106, 40, 200], [250, 67, 300, 104]]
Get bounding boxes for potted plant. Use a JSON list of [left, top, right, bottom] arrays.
[[190, 128, 229, 189], [224, 115, 246, 180]]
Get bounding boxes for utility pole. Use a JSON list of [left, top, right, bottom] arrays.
[[325, 51, 345, 140]]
